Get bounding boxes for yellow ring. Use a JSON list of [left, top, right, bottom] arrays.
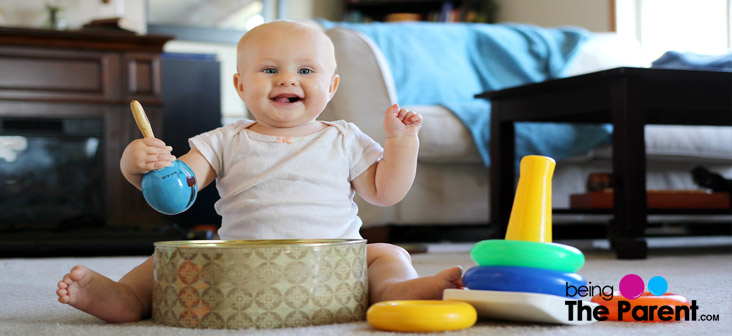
[[367, 300, 477, 332]]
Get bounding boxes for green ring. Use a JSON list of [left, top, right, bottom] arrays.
[[470, 240, 585, 273]]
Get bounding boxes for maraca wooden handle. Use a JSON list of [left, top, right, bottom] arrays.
[[130, 100, 154, 138]]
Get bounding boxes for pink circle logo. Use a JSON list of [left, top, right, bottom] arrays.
[[618, 274, 645, 299]]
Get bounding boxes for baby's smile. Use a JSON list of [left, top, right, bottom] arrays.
[[271, 93, 302, 104]]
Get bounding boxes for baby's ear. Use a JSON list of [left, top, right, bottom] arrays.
[[233, 73, 246, 99], [328, 74, 340, 100], [233, 73, 243, 92]]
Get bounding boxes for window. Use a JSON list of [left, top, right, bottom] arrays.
[[616, 0, 731, 63], [147, 0, 288, 43]]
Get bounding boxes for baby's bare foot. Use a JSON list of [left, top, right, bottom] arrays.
[[56, 265, 143, 323], [57, 265, 93, 305], [376, 266, 463, 302]]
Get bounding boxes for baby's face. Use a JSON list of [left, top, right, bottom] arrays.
[[234, 22, 339, 129]]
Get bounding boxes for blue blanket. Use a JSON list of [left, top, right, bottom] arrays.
[[652, 51, 732, 71], [321, 21, 612, 166]]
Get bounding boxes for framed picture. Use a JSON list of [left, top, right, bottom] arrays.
[[146, 0, 284, 43]]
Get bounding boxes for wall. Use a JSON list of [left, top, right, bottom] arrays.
[[495, 0, 613, 32], [0, 0, 146, 32], [288, 0, 342, 22]]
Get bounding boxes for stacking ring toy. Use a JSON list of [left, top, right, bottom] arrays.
[[367, 300, 477, 332], [463, 265, 587, 298], [591, 292, 690, 322], [470, 240, 584, 273]]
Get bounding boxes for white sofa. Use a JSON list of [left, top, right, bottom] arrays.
[[321, 26, 732, 230]]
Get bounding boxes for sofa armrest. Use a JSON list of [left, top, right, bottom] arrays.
[[321, 27, 398, 144]]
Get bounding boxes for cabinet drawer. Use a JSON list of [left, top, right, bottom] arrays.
[[124, 53, 161, 100], [0, 46, 120, 102]]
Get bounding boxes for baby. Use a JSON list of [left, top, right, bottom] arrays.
[[56, 20, 462, 323]]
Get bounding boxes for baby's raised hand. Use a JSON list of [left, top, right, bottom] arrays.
[[120, 137, 176, 175], [383, 104, 423, 138]]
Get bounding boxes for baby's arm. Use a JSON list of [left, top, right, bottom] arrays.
[[119, 138, 216, 191], [353, 104, 423, 206], [178, 147, 217, 190]]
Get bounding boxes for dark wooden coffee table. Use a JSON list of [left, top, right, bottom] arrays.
[[479, 67, 732, 259]]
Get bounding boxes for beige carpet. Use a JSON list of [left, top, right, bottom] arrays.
[[1, 238, 730, 336]]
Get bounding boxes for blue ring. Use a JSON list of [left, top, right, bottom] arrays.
[[463, 265, 587, 298]]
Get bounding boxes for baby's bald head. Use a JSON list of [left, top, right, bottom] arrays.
[[236, 20, 337, 74]]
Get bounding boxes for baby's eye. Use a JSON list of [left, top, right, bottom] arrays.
[[263, 68, 277, 74], [298, 68, 313, 74]]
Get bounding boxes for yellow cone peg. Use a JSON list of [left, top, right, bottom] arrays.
[[505, 155, 556, 243]]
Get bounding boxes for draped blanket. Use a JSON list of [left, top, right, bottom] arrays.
[[652, 50, 732, 71], [321, 21, 613, 166]]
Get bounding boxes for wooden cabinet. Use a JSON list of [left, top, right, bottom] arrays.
[[0, 27, 172, 232]]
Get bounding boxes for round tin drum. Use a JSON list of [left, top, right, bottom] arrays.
[[152, 239, 368, 329]]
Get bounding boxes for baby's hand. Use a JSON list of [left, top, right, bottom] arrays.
[[120, 137, 176, 175], [383, 104, 423, 138]]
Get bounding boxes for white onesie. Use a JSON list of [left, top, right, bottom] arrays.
[[189, 119, 383, 240]]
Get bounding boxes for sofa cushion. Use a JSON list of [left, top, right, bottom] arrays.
[[406, 105, 483, 163], [580, 125, 732, 163]]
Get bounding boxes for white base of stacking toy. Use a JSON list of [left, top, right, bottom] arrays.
[[444, 289, 599, 325]]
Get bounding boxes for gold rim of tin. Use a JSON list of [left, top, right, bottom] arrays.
[[154, 239, 366, 248]]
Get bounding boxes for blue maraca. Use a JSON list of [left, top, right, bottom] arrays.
[[130, 100, 197, 215]]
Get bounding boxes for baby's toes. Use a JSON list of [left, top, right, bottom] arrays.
[[57, 288, 69, 302], [437, 266, 463, 284], [58, 280, 68, 289]]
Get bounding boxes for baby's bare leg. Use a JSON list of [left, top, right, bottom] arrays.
[[56, 255, 154, 323], [366, 243, 462, 303]]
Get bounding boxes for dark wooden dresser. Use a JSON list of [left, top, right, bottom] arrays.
[[0, 27, 183, 256]]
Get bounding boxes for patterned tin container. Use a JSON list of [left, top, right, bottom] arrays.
[[152, 239, 368, 329]]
